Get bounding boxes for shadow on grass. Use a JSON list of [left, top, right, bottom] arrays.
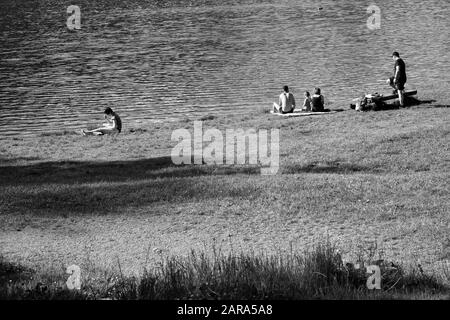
[[372, 96, 430, 111], [0, 155, 384, 187], [0, 158, 385, 215], [352, 97, 439, 111], [0, 160, 266, 215], [430, 104, 450, 108], [282, 161, 381, 174], [0, 156, 263, 186], [0, 158, 384, 216]]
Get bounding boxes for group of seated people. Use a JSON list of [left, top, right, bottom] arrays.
[[83, 86, 324, 137], [273, 86, 326, 114]]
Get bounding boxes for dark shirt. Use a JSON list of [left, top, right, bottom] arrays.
[[394, 58, 407, 83], [112, 112, 122, 133], [311, 94, 324, 112]]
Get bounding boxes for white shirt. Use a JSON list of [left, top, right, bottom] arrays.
[[278, 92, 296, 112]]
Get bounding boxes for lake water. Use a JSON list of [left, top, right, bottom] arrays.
[[0, 0, 449, 137]]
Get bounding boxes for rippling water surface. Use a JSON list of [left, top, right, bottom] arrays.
[[0, 0, 449, 137]]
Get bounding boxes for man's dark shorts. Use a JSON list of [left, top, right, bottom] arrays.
[[389, 76, 405, 91]]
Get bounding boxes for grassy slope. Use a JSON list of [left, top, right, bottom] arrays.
[[0, 104, 449, 298]]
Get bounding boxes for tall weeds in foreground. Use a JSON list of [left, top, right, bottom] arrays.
[[1, 242, 448, 300]]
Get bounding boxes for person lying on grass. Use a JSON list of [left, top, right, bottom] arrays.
[[82, 107, 122, 136]]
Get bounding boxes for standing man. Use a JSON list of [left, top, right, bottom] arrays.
[[273, 85, 296, 114], [387, 51, 407, 107]]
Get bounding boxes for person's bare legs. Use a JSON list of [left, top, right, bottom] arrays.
[[388, 77, 405, 107], [82, 127, 116, 135], [273, 102, 282, 113], [398, 89, 405, 107]]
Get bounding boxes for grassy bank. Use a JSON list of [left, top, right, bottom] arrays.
[[0, 101, 449, 299], [1, 241, 448, 300]]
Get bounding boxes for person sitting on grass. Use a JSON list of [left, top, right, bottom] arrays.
[[82, 107, 122, 136], [302, 91, 312, 111], [273, 85, 296, 114], [311, 87, 325, 112]]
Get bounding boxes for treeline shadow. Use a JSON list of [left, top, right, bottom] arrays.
[[0, 162, 381, 216], [0, 156, 262, 186], [1, 173, 264, 215], [0, 156, 384, 187], [0, 158, 385, 215]]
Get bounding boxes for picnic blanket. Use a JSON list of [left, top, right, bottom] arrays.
[[270, 110, 339, 117]]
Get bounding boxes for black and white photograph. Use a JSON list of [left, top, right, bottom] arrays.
[[0, 0, 449, 311]]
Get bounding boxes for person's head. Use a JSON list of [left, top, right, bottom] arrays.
[[304, 91, 310, 97], [392, 51, 400, 60], [283, 85, 289, 93], [314, 87, 321, 95], [104, 107, 114, 115]]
